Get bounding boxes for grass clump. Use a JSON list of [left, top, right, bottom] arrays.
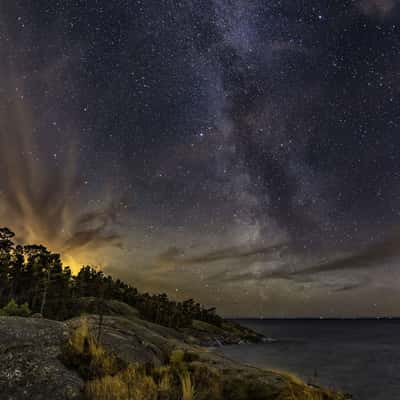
[[60, 318, 123, 379], [187, 361, 222, 400], [179, 369, 195, 400], [156, 366, 173, 394], [86, 365, 158, 400]]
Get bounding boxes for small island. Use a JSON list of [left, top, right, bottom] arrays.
[[0, 227, 349, 400]]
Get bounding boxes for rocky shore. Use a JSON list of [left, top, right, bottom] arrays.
[[0, 303, 351, 400]]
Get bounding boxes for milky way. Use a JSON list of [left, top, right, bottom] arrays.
[[1, 1, 400, 316]]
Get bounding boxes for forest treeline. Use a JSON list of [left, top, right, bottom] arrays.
[[0, 227, 222, 329]]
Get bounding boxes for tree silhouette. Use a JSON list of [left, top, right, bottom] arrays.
[[0, 227, 223, 328]]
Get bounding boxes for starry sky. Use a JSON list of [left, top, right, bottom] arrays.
[[1, 0, 400, 317]]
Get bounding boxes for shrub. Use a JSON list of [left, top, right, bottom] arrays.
[[18, 302, 31, 317], [1, 299, 31, 317]]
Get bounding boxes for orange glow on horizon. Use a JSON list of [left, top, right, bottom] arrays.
[[62, 254, 84, 274]]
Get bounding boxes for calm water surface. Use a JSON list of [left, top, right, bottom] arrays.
[[218, 319, 400, 400]]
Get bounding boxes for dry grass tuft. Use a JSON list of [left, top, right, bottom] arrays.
[[179, 369, 195, 400], [61, 317, 121, 379], [86, 365, 158, 400], [157, 366, 173, 393]]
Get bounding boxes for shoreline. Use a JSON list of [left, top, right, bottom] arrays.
[[0, 314, 351, 399]]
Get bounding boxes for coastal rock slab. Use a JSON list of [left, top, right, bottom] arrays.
[[0, 317, 83, 400], [66, 315, 184, 367]]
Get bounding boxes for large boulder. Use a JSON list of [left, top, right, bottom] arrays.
[[0, 317, 83, 400]]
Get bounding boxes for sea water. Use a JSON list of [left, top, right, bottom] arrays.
[[218, 319, 400, 400]]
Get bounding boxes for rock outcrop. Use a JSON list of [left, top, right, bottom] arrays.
[[0, 311, 350, 400], [0, 317, 83, 400]]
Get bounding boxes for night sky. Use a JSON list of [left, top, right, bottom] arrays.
[[1, 0, 400, 317]]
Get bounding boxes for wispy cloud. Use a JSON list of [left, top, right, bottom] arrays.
[[158, 242, 287, 265], [206, 231, 400, 291], [0, 14, 125, 263]]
